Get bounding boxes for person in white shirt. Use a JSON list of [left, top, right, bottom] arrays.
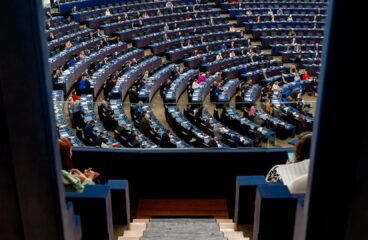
[[216, 52, 223, 61], [213, 123, 224, 141], [271, 81, 282, 91], [166, 0, 173, 8], [268, 8, 273, 16], [157, 8, 162, 16], [105, 9, 111, 16], [287, 14, 293, 22], [192, 79, 201, 89], [164, 23, 169, 32]]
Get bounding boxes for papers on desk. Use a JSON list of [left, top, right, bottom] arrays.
[[84, 116, 92, 122], [277, 160, 309, 186], [60, 131, 69, 138]]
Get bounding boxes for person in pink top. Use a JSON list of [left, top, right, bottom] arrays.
[[197, 73, 206, 84], [248, 104, 256, 120]]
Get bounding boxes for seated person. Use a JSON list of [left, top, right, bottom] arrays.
[[84, 120, 97, 145], [265, 132, 312, 193], [59, 137, 74, 170], [310, 77, 318, 96], [248, 104, 256, 120], [79, 75, 91, 94], [235, 91, 245, 110], [301, 70, 311, 80], [210, 81, 221, 102], [216, 52, 223, 61], [207, 138, 218, 148], [197, 73, 206, 84], [192, 79, 201, 90], [287, 14, 293, 22], [62, 168, 100, 192], [265, 98, 273, 115], [161, 130, 176, 148], [271, 81, 282, 91], [213, 124, 224, 141]]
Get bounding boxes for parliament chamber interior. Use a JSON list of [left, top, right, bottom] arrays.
[[1, 0, 366, 240]]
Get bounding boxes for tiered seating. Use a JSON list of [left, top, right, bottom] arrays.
[[56, 41, 127, 94], [252, 109, 296, 139], [271, 42, 322, 55], [201, 54, 266, 75], [184, 106, 253, 147], [185, 46, 249, 68], [226, 0, 327, 77], [228, 7, 327, 17], [109, 99, 158, 148], [118, 16, 228, 42], [90, 48, 144, 97], [72, 94, 122, 147], [85, 3, 215, 28], [189, 74, 219, 104], [167, 37, 248, 62], [221, 1, 328, 11], [150, 30, 242, 55], [243, 84, 262, 104], [48, 28, 94, 52], [253, 27, 324, 40], [49, 0, 320, 149], [133, 23, 231, 48], [260, 35, 323, 48], [112, 56, 163, 99], [241, 65, 292, 85], [46, 15, 65, 25], [49, 36, 102, 70], [46, 21, 80, 36], [280, 49, 322, 62], [217, 79, 240, 103], [101, 9, 220, 35], [271, 79, 311, 103], [138, 63, 178, 103], [131, 103, 191, 148], [221, 107, 276, 147], [165, 105, 228, 148], [67, 0, 185, 18], [52, 90, 84, 146], [165, 69, 199, 103], [273, 103, 314, 134]]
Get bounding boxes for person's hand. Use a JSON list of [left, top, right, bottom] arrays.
[[70, 168, 82, 175], [70, 169, 87, 182], [84, 168, 100, 180]]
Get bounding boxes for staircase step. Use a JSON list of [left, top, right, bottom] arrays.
[[123, 230, 144, 237], [219, 222, 236, 231], [118, 237, 140, 240], [129, 222, 147, 231], [217, 219, 234, 223], [133, 219, 149, 223], [224, 231, 244, 237]]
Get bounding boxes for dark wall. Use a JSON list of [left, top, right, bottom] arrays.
[[72, 148, 289, 213], [299, 1, 367, 240]]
